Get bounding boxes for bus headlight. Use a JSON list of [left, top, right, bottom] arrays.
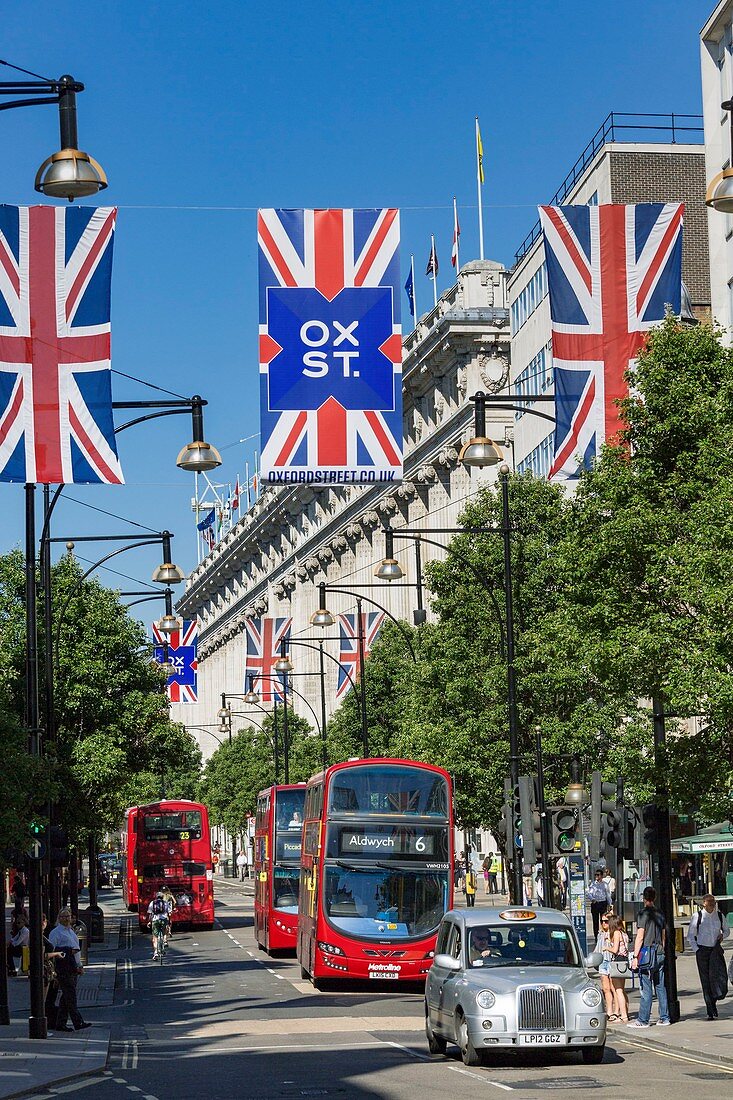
[[317, 941, 345, 956], [582, 987, 602, 1008], [476, 990, 496, 1010]]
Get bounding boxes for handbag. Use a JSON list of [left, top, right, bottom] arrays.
[[609, 953, 631, 978], [635, 945, 654, 971]]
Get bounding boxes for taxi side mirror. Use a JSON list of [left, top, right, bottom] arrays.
[[434, 953, 462, 971], [584, 951, 603, 969]]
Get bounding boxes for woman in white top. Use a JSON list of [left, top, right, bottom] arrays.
[[593, 912, 614, 1016]]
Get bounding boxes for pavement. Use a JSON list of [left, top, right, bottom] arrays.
[[0, 896, 121, 1098]]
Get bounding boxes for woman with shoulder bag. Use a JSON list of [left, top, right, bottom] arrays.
[[594, 911, 615, 1016], [607, 914, 630, 1022]]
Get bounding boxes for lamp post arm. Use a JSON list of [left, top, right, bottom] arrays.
[[390, 532, 506, 660], [287, 638, 359, 695], [53, 537, 163, 670], [254, 675, 323, 738], [326, 587, 417, 664]]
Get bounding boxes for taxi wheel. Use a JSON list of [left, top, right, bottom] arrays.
[[456, 1011, 482, 1066], [581, 1045, 605, 1064], [425, 1006, 447, 1056]]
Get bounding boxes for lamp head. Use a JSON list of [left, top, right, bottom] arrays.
[[152, 561, 185, 585], [176, 440, 223, 473], [564, 781, 586, 806], [244, 689, 260, 705], [159, 661, 174, 677], [706, 167, 733, 213], [35, 148, 107, 202], [275, 654, 293, 673], [156, 612, 181, 635], [310, 607, 335, 628], [216, 706, 230, 722], [217, 720, 229, 736], [375, 557, 404, 582], [458, 436, 502, 468]]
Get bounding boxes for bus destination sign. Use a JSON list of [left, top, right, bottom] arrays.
[[339, 828, 435, 857]]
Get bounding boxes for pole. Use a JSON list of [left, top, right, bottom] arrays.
[[57, 75, 79, 149], [452, 196, 460, 273], [281, 676, 290, 784], [534, 727, 552, 908], [318, 640, 328, 773], [430, 234, 438, 308], [476, 116, 485, 261], [652, 695, 680, 1023], [0, 900, 9, 1024], [411, 254, 418, 325], [25, 484, 47, 1039], [42, 485, 61, 921], [413, 539, 426, 626], [69, 847, 79, 920], [500, 466, 522, 905], [356, 598, 369, 758], [272, 698, 280, 784], [616, 776, 625, 916]]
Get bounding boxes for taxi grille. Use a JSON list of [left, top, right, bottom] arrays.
[[517, 986, 565, 1030]]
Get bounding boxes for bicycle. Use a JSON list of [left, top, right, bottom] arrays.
[[152, 918, 168, 964]]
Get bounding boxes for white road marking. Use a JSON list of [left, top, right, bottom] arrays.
[[50, 1080, 112, 1095], [617, 1037, 733, 1073], [385, 1040, 431, 1062], [450, 1067, 514, 1091]]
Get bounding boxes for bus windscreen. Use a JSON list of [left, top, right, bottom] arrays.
[[143, 811, 202, 841], [327, 764, 449, 818]]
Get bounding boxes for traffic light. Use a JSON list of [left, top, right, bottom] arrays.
[[518, 776, 541, 865], [590, 772, 616, 862], [549, 806, 579, 855], [605, 807, 630, 853], [49, 826, 69, 868], [641, 804, 660, 854]]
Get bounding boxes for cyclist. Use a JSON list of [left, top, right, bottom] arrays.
[[161, 886, 177, 935], [147, 890, 172, 959]]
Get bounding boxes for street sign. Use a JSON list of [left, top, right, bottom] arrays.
[[568, 853, 588, 954], [26, 839, 46, 861]]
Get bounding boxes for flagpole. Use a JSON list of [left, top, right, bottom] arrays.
[[430, 234, 437, 308], [476, 116, 485, 261], [453, 196, 460, 274], [411, 254, 417, 325], [245, 460, 251, 509]]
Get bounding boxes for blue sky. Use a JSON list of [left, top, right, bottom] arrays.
[[0, 0, 711, 614]]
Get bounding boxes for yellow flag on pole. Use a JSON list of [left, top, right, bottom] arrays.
[[476, 120, 485, 184]]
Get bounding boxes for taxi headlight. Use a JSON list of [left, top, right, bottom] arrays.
[[582, 986, 602, 1008], [476, 990, 496, 1010]]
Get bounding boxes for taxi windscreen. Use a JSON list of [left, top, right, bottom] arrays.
[[467, 923, 582, 968]]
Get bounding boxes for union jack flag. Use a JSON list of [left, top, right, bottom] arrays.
[[538, 203, 683, 481], [336, 610, 385, 700], [0, 205, 122, 484], [258, 208, 402, 483], [245, 616, 292, 704], [152, 620, 198, 704]]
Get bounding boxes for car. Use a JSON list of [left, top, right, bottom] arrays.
[[425, 906, 606, 1067]]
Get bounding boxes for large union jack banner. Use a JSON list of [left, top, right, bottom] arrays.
[[336, 610, 385, 700], [258, 208, 403, 487], [245, 616, 292, 704], [0, 205, 122, 484], [538, 202, 683, 481], [152, 620, 198, 704]]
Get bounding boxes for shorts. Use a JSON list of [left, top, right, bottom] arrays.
[[151, 916, 169, 934], [599, 960, 611, 976]]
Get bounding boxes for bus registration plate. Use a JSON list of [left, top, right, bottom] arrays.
[[519, 1033, 566, 1045], [369, 972, 400, 979]]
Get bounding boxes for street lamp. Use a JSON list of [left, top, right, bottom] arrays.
[[706, 100, 733, 213], [151, 532, 185, 585], [458, 391, 504, 468], [155, 589, 181, 635], [175, 395, 223, 473], [374, 528, 404, 582]]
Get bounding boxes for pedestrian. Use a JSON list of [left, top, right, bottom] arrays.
[[454, 853, 464, 890], [534, 862, 545, 906], [42, 914, 64, 1030], [236, 850, 247, 881], [594, 911, 614, 1016], [687, 893, 730, 1020], [488, 854, 499, 895], [10, 871, 26, 912], [602, 866, 616, 906], [607, 913, 630, 1022], [628, 886, 670, 1029], [464, 867, 477, 907], [6, 912, 29, 975], [482, 855, 491, 896], [587, 869, 612, 938], [48, 908, 91, 1032], [523, 868, 534, 906]]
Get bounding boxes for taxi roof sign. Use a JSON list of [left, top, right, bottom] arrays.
[[499, 909, 536, 921]]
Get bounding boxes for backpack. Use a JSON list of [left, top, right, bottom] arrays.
[[692, 906, 724, 944], [151, 897, 167, 915]]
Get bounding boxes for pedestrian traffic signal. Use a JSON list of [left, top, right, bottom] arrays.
[[641, 804, 660, 854], [549, 806, 579, 855], [49, 826, 69, 868], [590, 772, 616, 862], [518, 775, 541, 865]]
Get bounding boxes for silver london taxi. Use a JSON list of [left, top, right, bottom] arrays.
[[425, 907, 606, 1066]]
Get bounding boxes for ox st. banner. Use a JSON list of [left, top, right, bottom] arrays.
[[258, 208, 403, 487]]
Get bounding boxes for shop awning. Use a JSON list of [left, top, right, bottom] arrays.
[[671, 828, 733, 854]]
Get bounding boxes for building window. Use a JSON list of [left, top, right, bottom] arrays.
[[514, 343, 553, 420], [510, 262, 548, 335], [587, 191, 599, 206], [517, 432, 555, 479]]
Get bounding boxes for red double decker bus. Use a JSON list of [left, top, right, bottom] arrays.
[[125, 800, 215, 931], [254, 783, 306, 953], [122, 806, 139, 912], [298, 759, 453, 986]]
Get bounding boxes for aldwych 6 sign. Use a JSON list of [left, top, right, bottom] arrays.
[[258, 208, 403, 486]]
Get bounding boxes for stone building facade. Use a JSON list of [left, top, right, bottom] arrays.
[[173, 261, 513, 758]]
